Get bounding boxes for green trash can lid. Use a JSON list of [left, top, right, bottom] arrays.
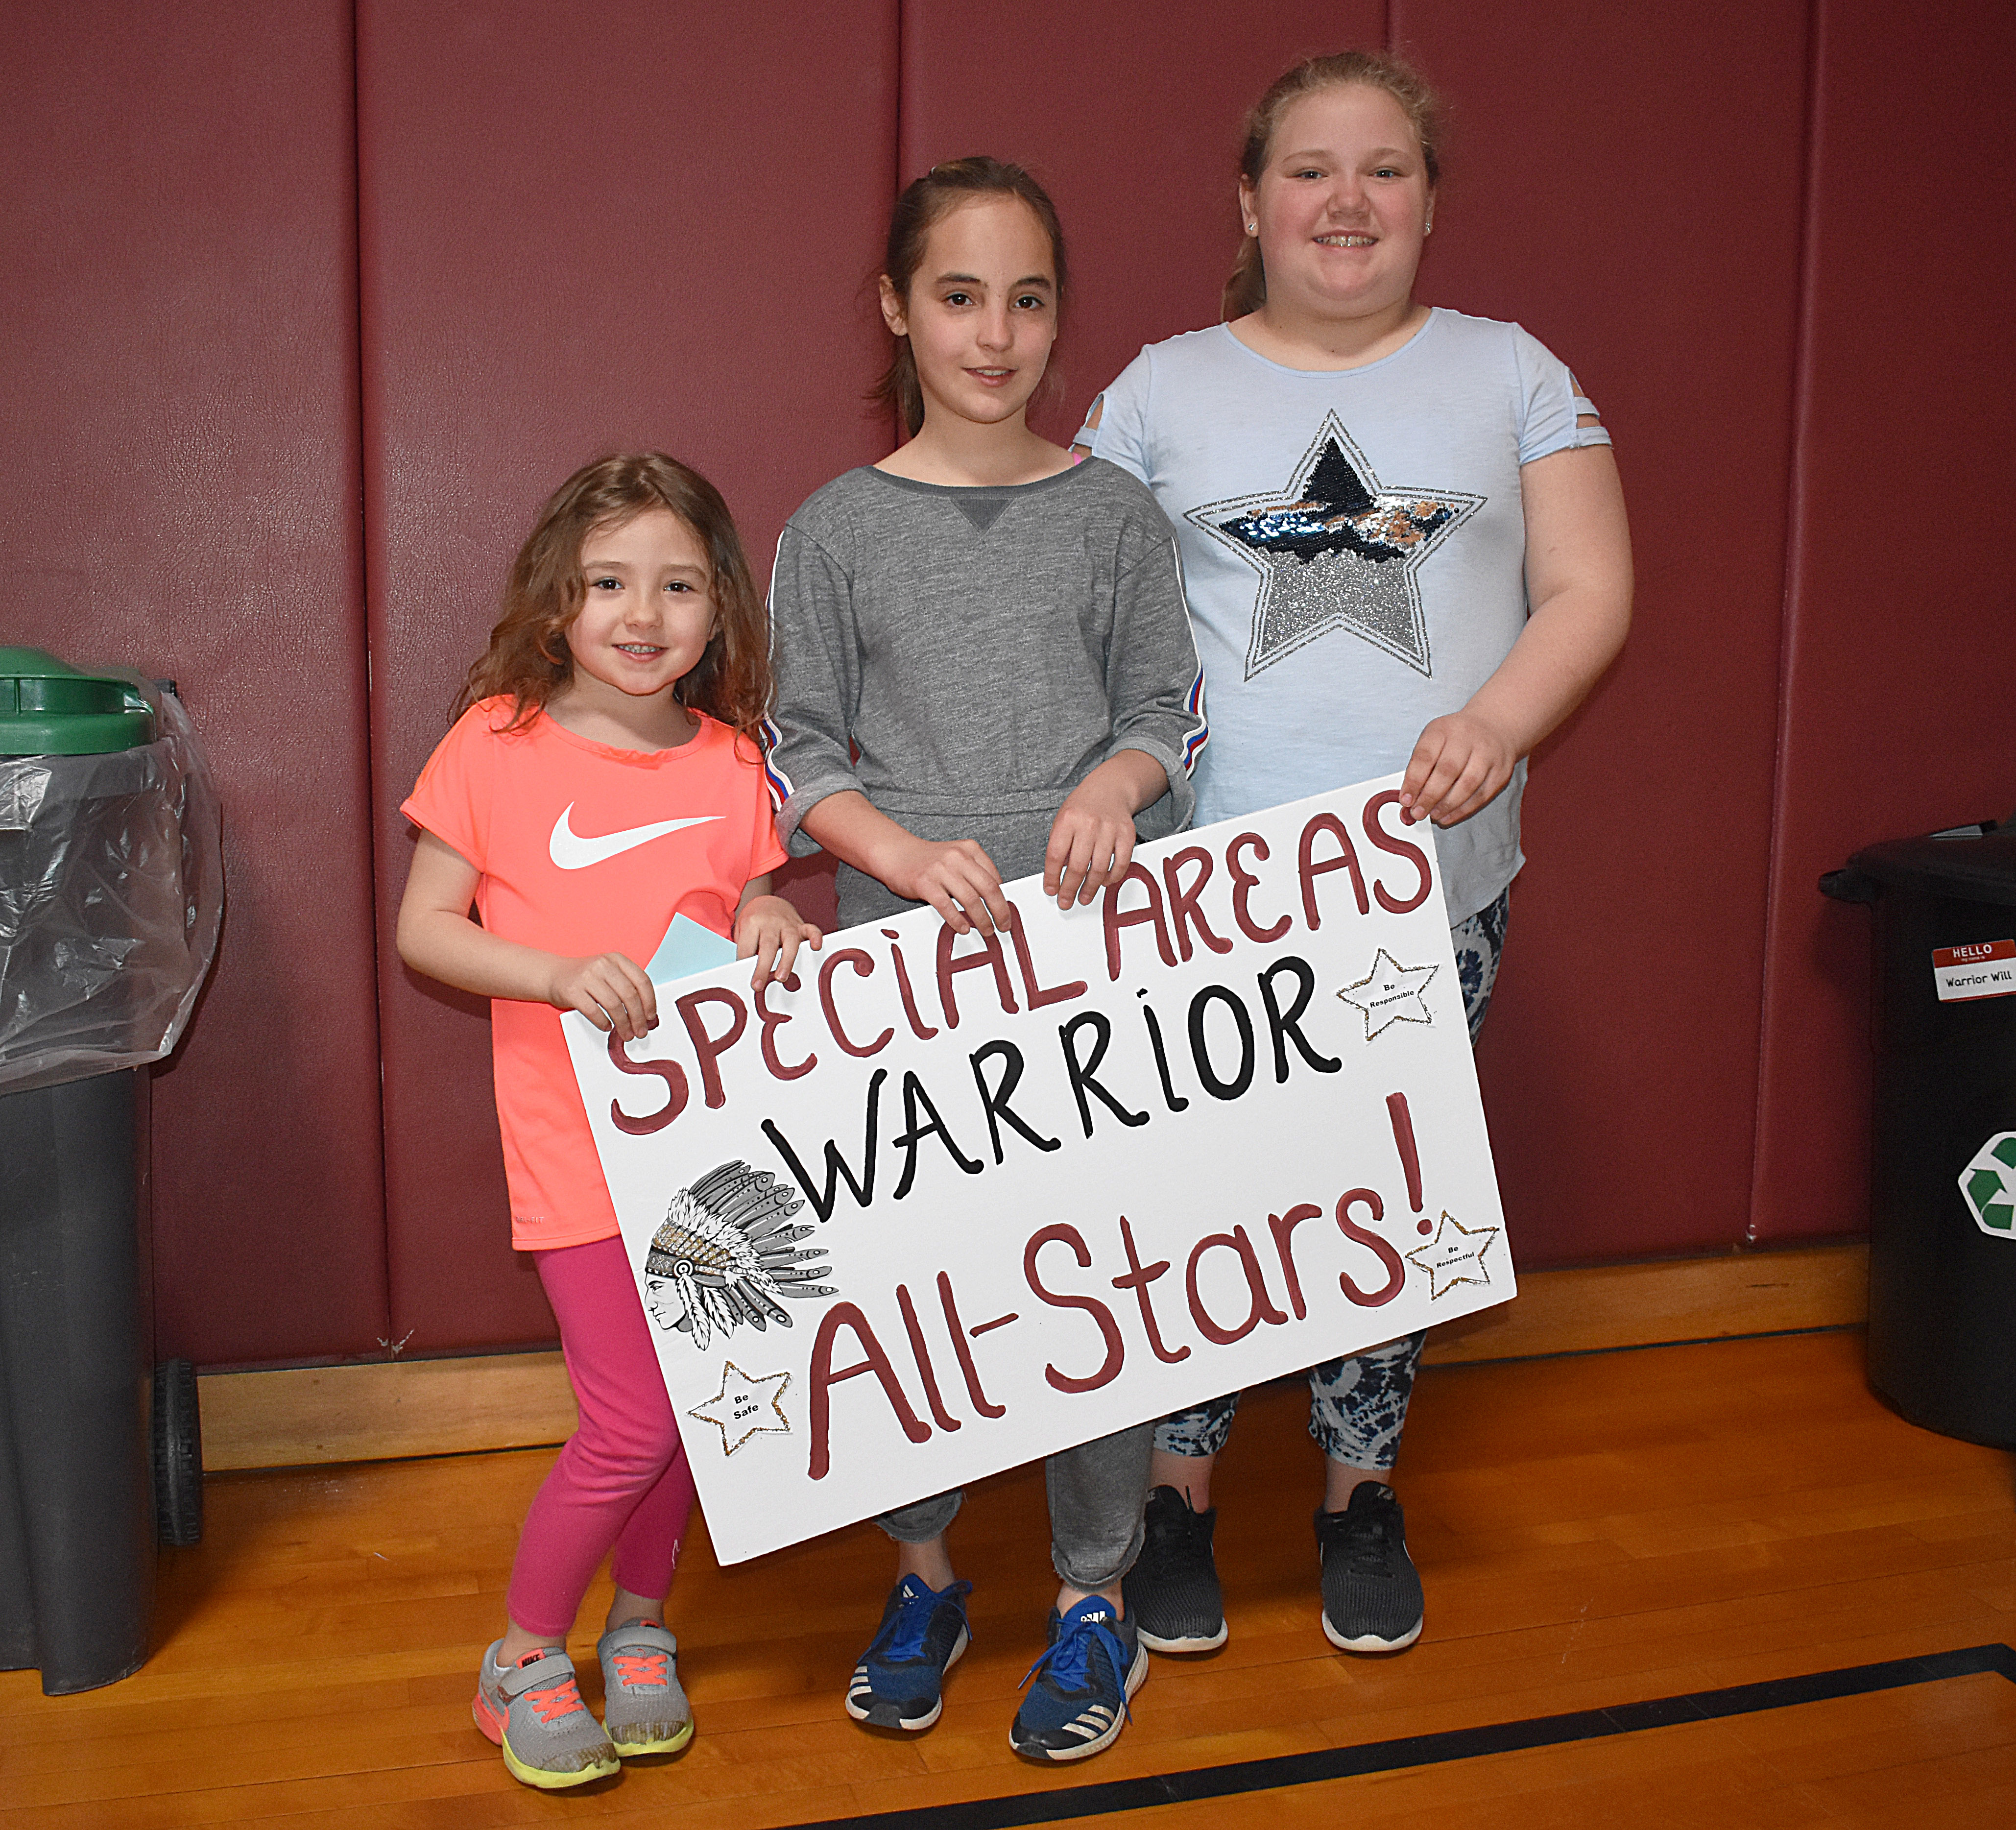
[[0, 648, 155, 756]]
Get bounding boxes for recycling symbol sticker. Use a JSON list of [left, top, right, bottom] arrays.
[[1958, 1132, 2016, 1240]]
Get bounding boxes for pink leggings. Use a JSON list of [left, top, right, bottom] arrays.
[[505, 1234, 696, 1639]]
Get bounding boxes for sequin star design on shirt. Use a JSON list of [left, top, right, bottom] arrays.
[[1187, 413, 1483, 680]]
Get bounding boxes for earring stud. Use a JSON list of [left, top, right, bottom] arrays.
[[1246, 220, 1257, 233]]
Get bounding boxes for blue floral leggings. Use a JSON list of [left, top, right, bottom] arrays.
[[1154, 889, 1510, 1470]]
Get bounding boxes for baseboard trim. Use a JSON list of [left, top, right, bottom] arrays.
[[197, 1243, 1868, 1472], [199, 1349, 577, 1472], [1419, 1242, 1868, 1367]]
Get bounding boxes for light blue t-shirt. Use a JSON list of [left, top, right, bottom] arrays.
[[1082, 307, 1610, 920]]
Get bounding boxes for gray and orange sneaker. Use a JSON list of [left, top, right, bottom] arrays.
[[595, 1620, 694, 1758], [472, 1642, 619, 1789]]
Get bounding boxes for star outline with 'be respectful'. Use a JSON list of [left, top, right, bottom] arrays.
[[1337, 949, 1439, 1039], [1405, 1212, 1501, 1299], [1186, 412, 1483, 680], [688, 1361, 792, 1456]]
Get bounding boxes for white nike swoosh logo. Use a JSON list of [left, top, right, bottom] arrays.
[[548, 804, 723, 870]]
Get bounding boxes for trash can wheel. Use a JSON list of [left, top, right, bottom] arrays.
[[151, 1359, 203, 1546]]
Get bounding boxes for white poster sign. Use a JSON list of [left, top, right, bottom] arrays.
[[565, 776, 1512, 1564]]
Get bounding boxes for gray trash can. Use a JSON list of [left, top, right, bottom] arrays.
[[0, 648, 222, 1692]]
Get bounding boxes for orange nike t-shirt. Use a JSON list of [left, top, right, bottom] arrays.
[[401, 698, 788, 1251]]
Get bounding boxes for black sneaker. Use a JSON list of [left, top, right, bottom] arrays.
[[1123, 1485, 1228, 1653], [1315, 1482, 1423, 1652], [844, 1575, 971, 1731]]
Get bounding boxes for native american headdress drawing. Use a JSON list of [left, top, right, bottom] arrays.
[[641, 1161, 836, 1352]]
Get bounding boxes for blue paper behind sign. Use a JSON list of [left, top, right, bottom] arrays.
[[647, 913, 737, 984]]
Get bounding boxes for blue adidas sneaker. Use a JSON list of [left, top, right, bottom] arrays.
[[844, 1575, 972, 1731], [1008, 1595, 1148, 1762]]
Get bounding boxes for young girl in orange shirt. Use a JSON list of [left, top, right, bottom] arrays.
[[397, 452, 820, 1789]]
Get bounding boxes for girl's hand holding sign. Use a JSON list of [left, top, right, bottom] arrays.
[[734, 882, 822, 989], [1044, 749, 1169, 909]]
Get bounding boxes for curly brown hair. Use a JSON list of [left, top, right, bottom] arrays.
[[1224, 49, 1442, 321], [453, 452, 771, 745]]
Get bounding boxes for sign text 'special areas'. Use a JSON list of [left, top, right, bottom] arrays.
[[602, 790, 1432, 1196]]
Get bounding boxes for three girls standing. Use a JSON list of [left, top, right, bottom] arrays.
[[399, 43, 1627, 1792]]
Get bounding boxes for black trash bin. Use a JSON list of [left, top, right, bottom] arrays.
[[1824, 820, 2016, 1449], [0, 648, 222, 1693]]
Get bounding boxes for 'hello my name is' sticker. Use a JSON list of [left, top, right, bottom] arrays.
[[1933, 939, 2016, 1004]]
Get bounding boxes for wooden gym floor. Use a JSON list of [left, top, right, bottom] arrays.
[[2, 1329, 2012, 1827]]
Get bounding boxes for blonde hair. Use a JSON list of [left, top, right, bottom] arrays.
[[1224, 49, 1442, 321]]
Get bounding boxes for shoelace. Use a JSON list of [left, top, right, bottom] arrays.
[[1335, 1510, 1396, 1580], [1018, 1611, 1132, 1722], [883, 1579, 970, 1662], [525, 1675, 588, 1724], [1146, 1504, 1211, 1571], [610, 1649, 668, 1688]]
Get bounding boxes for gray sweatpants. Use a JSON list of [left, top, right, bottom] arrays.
[[877, 1421, 1155, 1592]]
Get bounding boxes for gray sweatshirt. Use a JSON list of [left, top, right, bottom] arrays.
[[766, 459, 1209, 926]]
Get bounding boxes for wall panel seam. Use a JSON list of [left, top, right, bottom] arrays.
[[1747, 0, 1828, 1243], [349, 0, 396, 1341]]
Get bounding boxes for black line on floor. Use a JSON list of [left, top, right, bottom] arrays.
[[787, 1643, 2016, 1830]]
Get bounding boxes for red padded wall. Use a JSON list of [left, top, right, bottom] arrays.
[[13, 1, 2006, 1368], [0, 2, 388, 1363], [358, 0, 894, 1352], [1751, 0, 2016, 1241], [1393, 0, 1811, 1261], [899, 1, 1384, 446], [908, 2, 1810, 1264]]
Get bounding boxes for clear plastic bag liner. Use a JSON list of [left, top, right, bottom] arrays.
[[0, 683, 223, 1095]]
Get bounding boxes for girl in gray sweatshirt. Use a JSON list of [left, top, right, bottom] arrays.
[[765, 157, 1206, 1765]]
